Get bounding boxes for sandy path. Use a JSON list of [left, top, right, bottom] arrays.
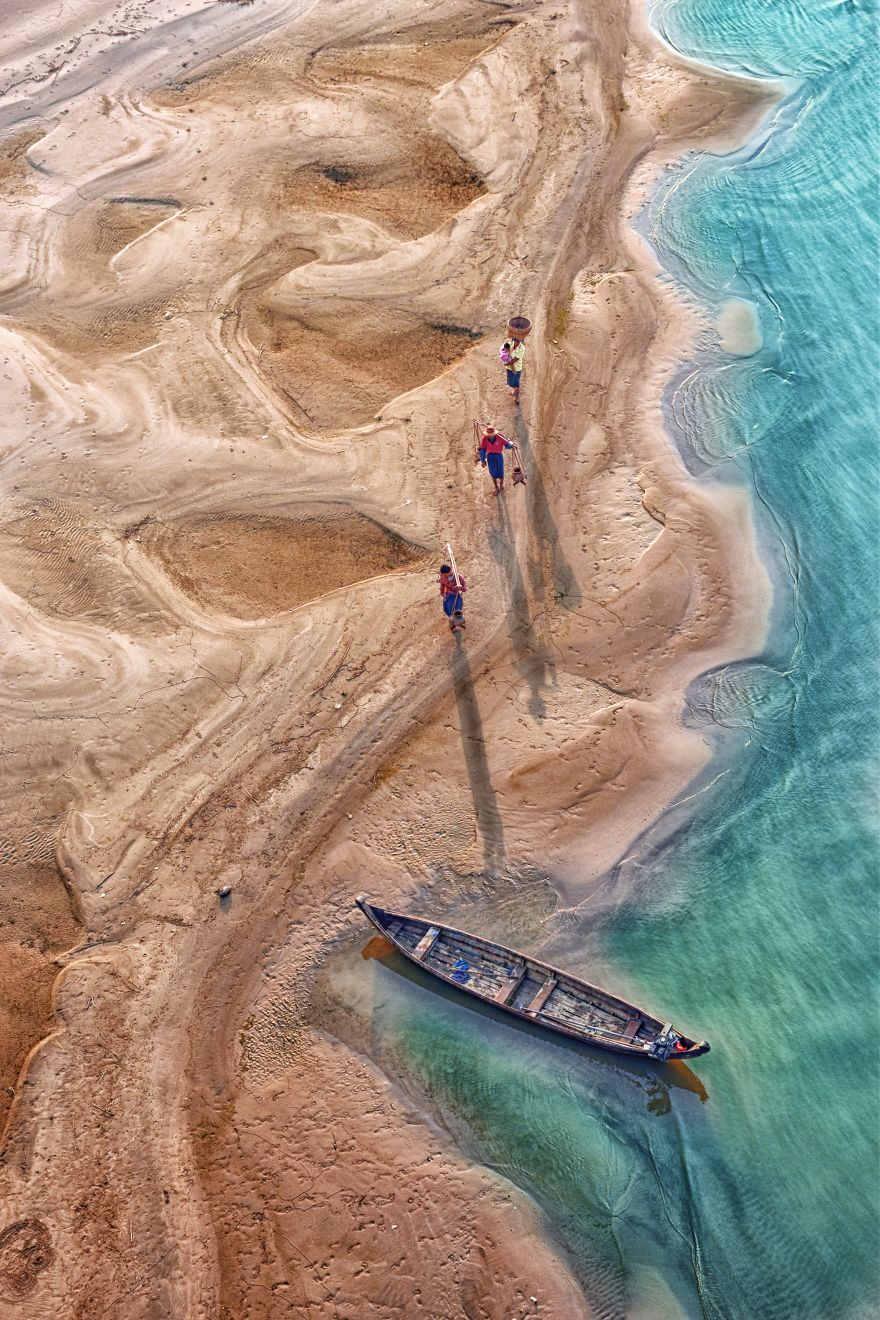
[[0, 0, 773, 1313]]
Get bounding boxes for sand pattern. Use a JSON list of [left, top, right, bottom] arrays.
[[0, 0, 771, 1313]]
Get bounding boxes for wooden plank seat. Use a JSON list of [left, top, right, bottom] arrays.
[[413, 926, 441, 960], [494, 966, 526, 1005], [525, 978, 558, 1016], [622, 1017, 642, 1040]]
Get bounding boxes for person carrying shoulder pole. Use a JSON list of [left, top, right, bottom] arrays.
[[478, 424, 514, 495], [439, 561, 466, 634]]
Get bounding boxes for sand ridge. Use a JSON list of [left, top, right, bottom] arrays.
[[0, 0, 773, 1313]]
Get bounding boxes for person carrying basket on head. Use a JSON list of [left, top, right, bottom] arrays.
[[478, 424, 514, 495], [500, 336, 526, 404]]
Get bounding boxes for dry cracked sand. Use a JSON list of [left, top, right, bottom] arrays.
[[0, 0, 773, 1314]]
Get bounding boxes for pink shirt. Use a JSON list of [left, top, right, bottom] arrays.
[[439, 571, 466, 597]]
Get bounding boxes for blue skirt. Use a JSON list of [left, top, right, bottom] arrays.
[[443, 593, 463, 617], [486, 450, 504, 479], [506, 369, 522, 388]]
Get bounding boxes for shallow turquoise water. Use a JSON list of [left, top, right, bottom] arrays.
[[337, 3, 879, 1316]]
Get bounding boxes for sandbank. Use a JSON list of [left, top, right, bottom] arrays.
[[0, 0, 773, 1312]]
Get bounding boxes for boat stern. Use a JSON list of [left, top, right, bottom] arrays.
[[671, 1037, 711, 1060], [650, 1023, 711, 1062]]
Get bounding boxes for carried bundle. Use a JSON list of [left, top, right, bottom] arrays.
[[473, 418, 484, 463], [511, 442, 527, 486]]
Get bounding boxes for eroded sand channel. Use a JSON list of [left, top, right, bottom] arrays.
[[0, 0, 771, 1313], [138, 506, 428, 619]]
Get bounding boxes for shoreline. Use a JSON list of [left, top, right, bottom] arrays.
[[0, 0, 778, 1313]]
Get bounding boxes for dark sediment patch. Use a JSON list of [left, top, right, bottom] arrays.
[[108, 195, 182, 208], [279, 134, 484, 239], [431, 322, 482, 340], [0, 126, 45, 192], [320, 166, 354, 184], [244, 305, 482, 430], [138, 505, 429, 618]]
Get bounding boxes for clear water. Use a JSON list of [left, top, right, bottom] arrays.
[[336, 2, 880, 1316]]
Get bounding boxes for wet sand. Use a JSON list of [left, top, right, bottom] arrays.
[[0, 0, 773, 1313]]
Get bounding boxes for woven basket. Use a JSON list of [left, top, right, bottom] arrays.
[[507, 315, 532, 341]]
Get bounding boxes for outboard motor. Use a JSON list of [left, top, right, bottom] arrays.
[[649, 1023, 680, 1061]]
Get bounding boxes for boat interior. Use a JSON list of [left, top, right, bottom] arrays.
[[382, 911, 660, 1049]]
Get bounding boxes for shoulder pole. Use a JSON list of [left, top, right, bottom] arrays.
[[445, 542, 462, 591]]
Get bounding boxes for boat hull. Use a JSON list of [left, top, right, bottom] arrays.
[[356, 898, 710, 1062]]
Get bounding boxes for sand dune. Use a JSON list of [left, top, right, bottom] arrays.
[[0, 0, 772, 1313]]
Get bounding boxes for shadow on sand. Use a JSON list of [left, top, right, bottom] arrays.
[[513, 410, 581, 610], [487, 493, 551, 720], [451, 639, 506, 874]]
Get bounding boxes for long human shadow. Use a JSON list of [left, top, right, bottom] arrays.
[[486, 496, 550, 721], [451, 640, 506, 874], [513, 411, 582, 610]]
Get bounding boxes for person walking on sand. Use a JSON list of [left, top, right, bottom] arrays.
[[478, 424, 513, 495], [439, 563, 466, 633], [500, 336, 526, 404]]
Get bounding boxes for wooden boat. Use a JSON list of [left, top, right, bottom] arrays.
[[356, 897, 710, 1062]]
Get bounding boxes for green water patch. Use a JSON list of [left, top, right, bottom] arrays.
[[320, 931, 719, 1319], [612, 1, 880, 1315]]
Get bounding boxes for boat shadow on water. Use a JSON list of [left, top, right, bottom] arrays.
[[361, 936, 709, 1116]]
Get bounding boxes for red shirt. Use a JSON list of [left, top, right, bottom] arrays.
[[480, 431, 512, 454], [439, 571, 466, 597]]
